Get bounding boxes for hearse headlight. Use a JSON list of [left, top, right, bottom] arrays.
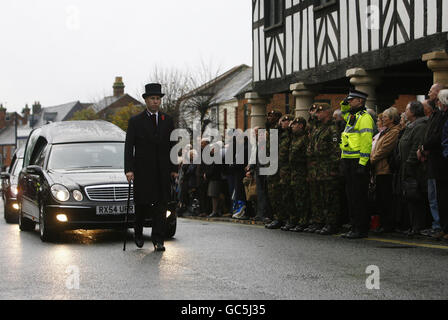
[[51, 184, 70, 202], [73, 190, 83, 202], [10, 185, 18, 196]]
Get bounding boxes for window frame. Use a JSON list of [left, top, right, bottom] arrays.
[[264, 0, 285, 32], [314, 0, 338, 12]]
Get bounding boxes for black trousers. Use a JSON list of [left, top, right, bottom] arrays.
[[375, 174, 394, 231], [135, 203, 167, 244], [437, 180, 448, 234], [198, 181, 211, 214], [343, 159, 370, 233], [255, 170, 272, 218]]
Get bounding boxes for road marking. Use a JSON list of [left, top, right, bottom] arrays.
[[365, 237, 448, 250]]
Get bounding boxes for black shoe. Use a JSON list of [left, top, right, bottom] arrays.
[[320, 225, 339, 235], [373, 227, 384, 234], [303, 224, 316, 233], [134, 234, 144, 248], [263, 217, 273, 224], [345, 231, 368, 239], [265, 220, 282, 229], [291, 225, 306, 232], [406, 229, 420, 237], [305, 224, 323, 233], [208, 212, 221, 218], [281, 223, 296, 231], [154, 243, 166, 252], [315, 226, 325, 234]]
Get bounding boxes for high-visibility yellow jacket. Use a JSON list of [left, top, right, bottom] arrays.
[[340, 102, 374, 166]]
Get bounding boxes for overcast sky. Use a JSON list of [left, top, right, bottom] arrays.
[[0, 0, 252, 113]]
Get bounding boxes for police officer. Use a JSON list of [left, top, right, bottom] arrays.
[[266, 114, 293, 229], [339, 90, 374, 239], [282, 117, 310, 232], [304, 103, 342, 234]]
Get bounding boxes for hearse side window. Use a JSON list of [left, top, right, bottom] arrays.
[[12, 159, 24, 175], [33, 144, 49, 167], [8, 154, 17, 174], [29, 138, 48, 167], [23, 129, 41, 167]]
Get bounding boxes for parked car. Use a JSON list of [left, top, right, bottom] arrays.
[[1, 146, 25, 223], [17, 121, 177, 242]]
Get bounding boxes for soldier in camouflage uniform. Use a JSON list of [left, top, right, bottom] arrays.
[[266, 114, 294, 229], [304, 103, 342, 235], [261, 110, 282, 224], [281, 117, 310, 232], [308, 104, 319, 135]]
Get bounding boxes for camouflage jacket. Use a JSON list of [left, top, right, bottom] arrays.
[[277, 127, 292, 184], [289, 130, 309, 184], [307, 116, 319, 136], [306, 120, 341, 181]]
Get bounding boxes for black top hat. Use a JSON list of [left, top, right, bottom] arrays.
[[142, 83, 165, 99]]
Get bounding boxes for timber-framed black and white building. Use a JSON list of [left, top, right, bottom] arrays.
[[247, 0, 448, 125]]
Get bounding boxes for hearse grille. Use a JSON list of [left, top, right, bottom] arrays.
[[84, 184, 134, 202]]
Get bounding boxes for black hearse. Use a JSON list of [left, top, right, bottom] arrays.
[[1, 146, 25, 223], [17, 121, 177, 242]]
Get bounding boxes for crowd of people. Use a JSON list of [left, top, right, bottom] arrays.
[[174, 83, 448, 241]]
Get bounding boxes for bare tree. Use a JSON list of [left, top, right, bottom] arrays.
[[177, 61, 224, 134], [140, 61, 222, 132]]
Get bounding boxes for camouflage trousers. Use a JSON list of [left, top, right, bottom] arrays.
[[309, 179, 341, 226], [289, 180, 310, 226], [268, 177, 293, 222]]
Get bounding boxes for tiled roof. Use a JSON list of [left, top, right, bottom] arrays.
[[90, 96, 121, 113], [210, 67, 253, 105], [33, 101, 82, 128]]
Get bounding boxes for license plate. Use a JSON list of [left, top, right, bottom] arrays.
[[96, 205, 135, 215]]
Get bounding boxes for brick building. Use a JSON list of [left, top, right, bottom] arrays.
[[0, 104, 31, 169], [90, 77, 143, 119]]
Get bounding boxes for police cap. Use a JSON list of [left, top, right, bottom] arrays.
[[347, 89, 369, 101]]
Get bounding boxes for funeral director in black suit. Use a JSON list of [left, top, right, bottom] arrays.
[[124, 83, 177, 251]]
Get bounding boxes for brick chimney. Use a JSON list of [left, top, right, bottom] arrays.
[[22, 104, 31, 125], [0, 104, 7, 129], [32, 101, 42, 115], [113, 77, 125, 97]]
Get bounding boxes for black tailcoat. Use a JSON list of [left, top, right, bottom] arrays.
[[124, 111, 177, 205]]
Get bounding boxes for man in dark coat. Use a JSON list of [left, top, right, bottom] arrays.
[[124, 83, 177, 251]]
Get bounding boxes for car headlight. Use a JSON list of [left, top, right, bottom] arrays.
[[166, 210, 172, 218], [10, 185, 18, 196], [73, 190, 83, 201], [51, 184, 70, 202]]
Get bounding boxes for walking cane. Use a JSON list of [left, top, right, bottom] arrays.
[[123, 181, 132, 251]]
